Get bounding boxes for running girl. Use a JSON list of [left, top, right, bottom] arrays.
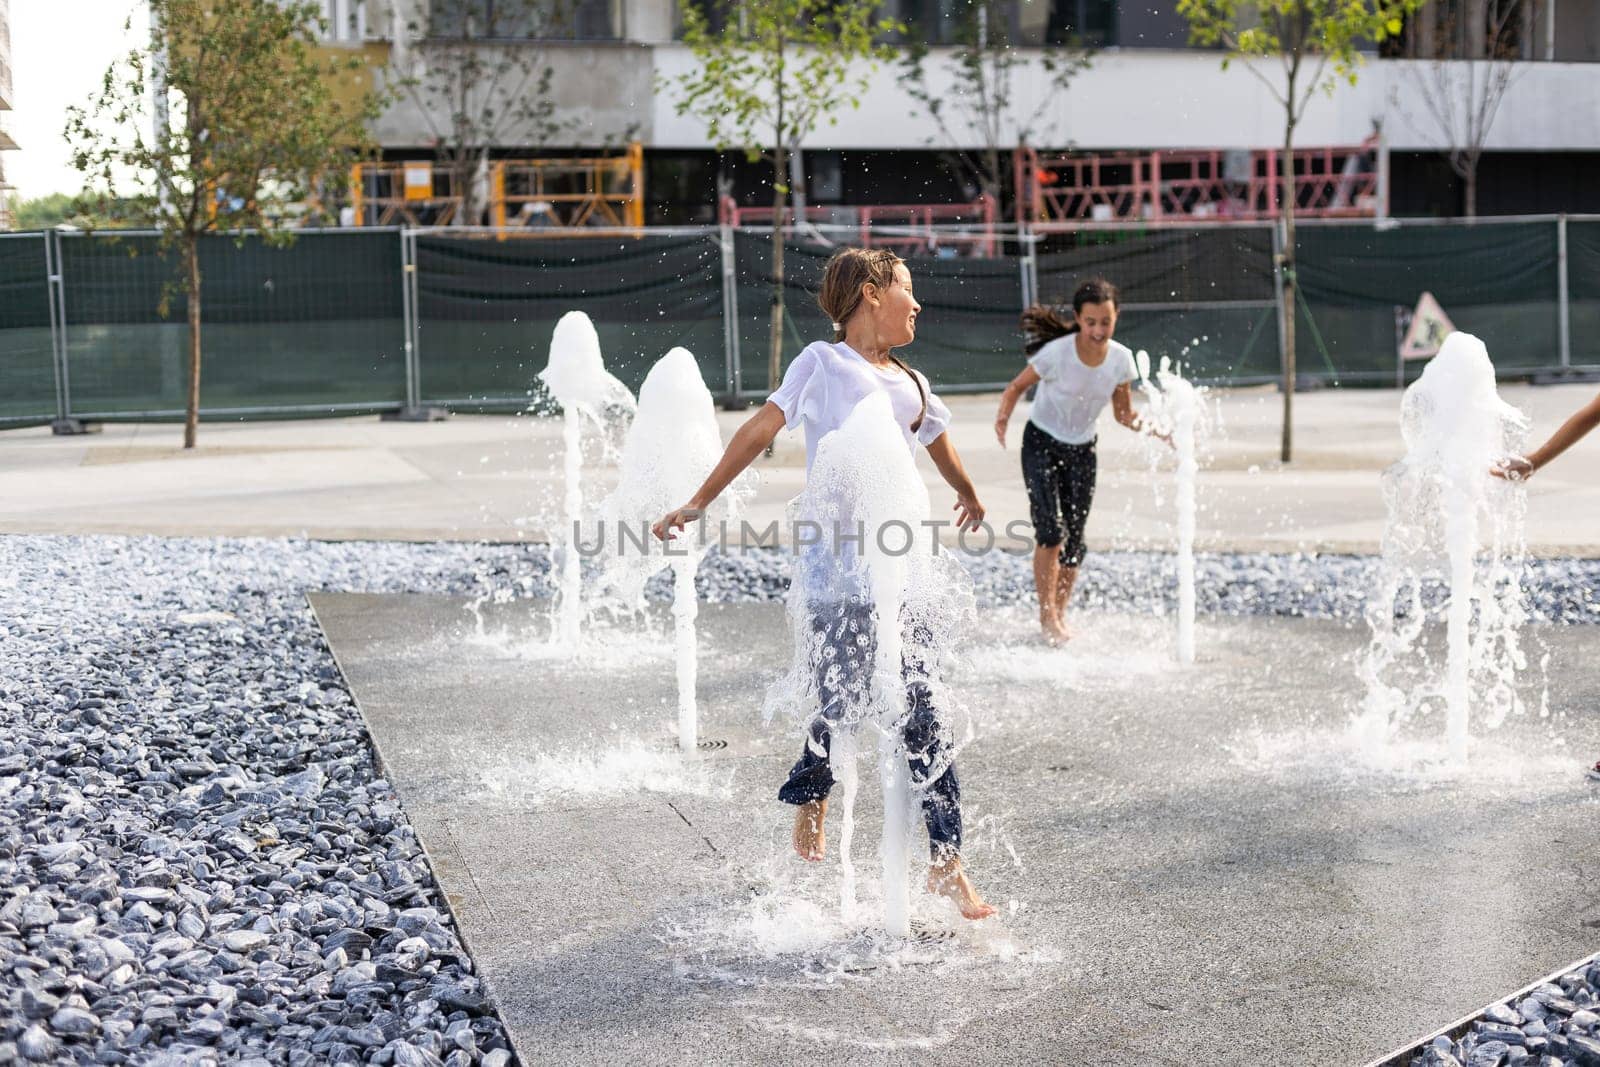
[[994, 279, 1150, 644], [653, 247, 996, 920]]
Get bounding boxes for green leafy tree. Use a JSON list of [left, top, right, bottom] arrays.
[[10, 192, 142, 230], [65, 0, 379, 448], [672, 0, 898, 395], [900, 0, 1092, 206], [12, 194, 85, 230], [1178, 0, 1422, 462]]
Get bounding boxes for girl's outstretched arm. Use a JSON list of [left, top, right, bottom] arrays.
[[994, 366, 1041, 448], [653, 402, 787, 540], [1496, 391, 1600, 480], [925, 433, 986, 533], [1112, 382, 1171, 445]]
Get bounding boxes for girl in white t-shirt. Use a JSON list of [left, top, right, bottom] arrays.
[[994, 279, 1152, 644], [653, 247, 996, 921]]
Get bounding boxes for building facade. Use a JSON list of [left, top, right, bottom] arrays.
[[326, 0, 1600, 222], [0, 0, 15, 230]]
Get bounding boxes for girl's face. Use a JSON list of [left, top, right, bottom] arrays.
[[867, 264, 921, 348], [1076, 300, 1118, 347]]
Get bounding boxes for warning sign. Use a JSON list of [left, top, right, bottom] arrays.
[[1399, 291, 1455, 360], [403, 162, 433, 203]]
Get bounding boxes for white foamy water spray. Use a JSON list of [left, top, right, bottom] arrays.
[[1357, 332, 1529, 764], [537, 311, 635, 650], [1134, 351, 1207, 664], [600, 347, 736, 752], [765, 392, 973, 937]]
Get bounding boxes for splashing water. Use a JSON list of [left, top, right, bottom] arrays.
[[600, 347, 740, 752], [765, 392, 974, 937], [536, 311, 636, 650], [476, 742, 733, 804], [1134, 351, 1208, 664], [1357, 333, 1529, 764]]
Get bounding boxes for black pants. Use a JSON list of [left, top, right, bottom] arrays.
[[1021, 420, 1097, 567], [776, 598, 962, 857]]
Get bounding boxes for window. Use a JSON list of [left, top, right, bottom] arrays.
[[1043, 0, 1114, 47], [428, 0, 618, 41], [676, 0, 737, 37], [1382, 0, 1540, 60], [895, 0, 969, 46], [905, 0, 1115, 49], [319, 0, 368, 40]]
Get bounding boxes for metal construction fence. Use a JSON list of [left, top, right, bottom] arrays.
[[2, 216, 1597, 427]]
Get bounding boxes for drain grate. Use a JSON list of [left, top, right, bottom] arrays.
[[909, 919, 956, 944], [660, 737, 729, 752]]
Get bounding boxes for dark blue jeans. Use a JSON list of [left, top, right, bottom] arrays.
[[776, 598, 962, 858]]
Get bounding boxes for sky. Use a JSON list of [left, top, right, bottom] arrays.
[[7, 0, 147, 200]]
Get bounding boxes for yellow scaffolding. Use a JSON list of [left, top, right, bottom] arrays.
[[491, 143, 644, 231], [348, 144, 644, 232], [347, 160, 463, 227]]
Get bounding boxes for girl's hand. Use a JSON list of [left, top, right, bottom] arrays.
[[994, 415, 1009, 448], [952, 493, 985, 533], [652, 505, 704, 541], [1492, 456, 1534, 481]]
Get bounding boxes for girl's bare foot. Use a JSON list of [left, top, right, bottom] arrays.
[[1041, 619, 1071, 645], [926, 854, 997, 920], [792, 798, 827, 861]]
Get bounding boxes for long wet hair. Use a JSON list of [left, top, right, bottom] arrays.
[[1020, 278, 1121, 356], [818, 247, 928, 433]]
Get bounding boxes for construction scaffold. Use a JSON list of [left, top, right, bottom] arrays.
[[1015, 138, 1384, 227], [343, 139, 1378, 242], [348, 144, 644, 233]]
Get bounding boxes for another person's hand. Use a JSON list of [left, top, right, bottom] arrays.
[[994, 415, 1009, 448], [952, 493, 985, 533], [1491, 456, 1535, 481], [652, 505, 704, 541]]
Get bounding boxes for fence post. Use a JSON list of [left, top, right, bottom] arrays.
[[1393, 306, 1407, 391], [46, 231, 90, 435], [1018, 223, 1038, 310], [1558, 214, 1572, 369], [719, 223, 743, 407], [403, 229, 418, 409], [45, 231, 65, 421], [383, 228, 445, 421]]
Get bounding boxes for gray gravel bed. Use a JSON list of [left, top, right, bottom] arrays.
[[1406, 955, 1600, 1067], [0, 536, 544, 1066], [678, 544, 1600, 623], [3, 534, 1600, 1065]]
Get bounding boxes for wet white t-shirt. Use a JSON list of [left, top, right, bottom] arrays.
[[768, 340, 951, 466], [1027, 334, 1136, 445], [767, 340, 952, 599]]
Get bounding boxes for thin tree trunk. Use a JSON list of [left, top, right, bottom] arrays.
[[184, 234, 202, 450], [1280, 123, 1297, 464], [1464, 165, 1478, 218]]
